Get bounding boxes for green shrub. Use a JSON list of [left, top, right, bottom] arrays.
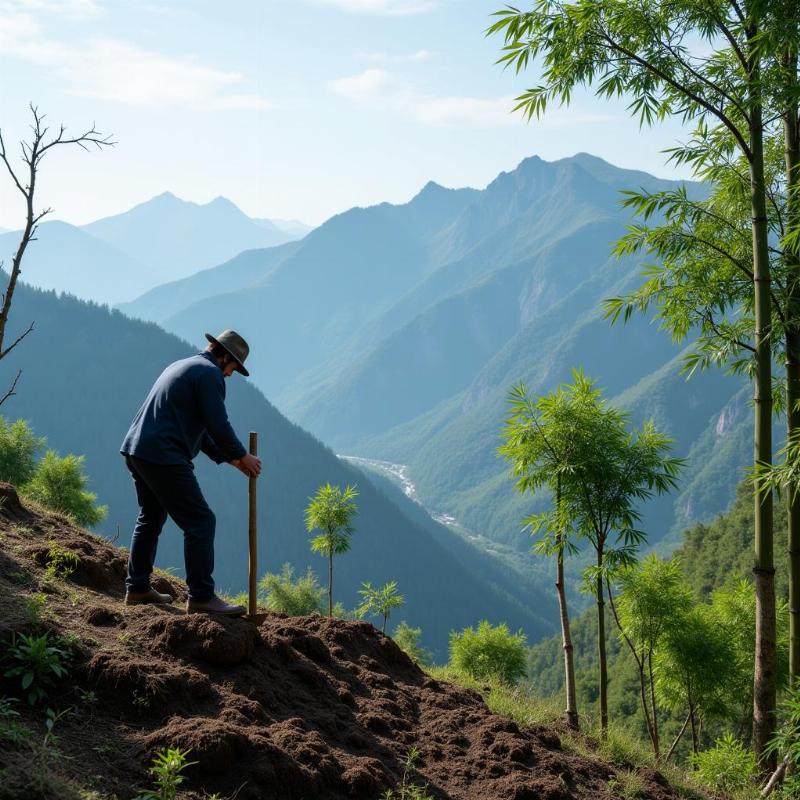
[[0, 417, 44, 487], [392, 621, 431, 666], [0, 696, 30, 747], [356, 581, 405, 633], [23, 451, 107, 526], [2, 632, 71, 705], [259, 563, 325, 616], [690, 733, 757, 795], [448, 620, 528, 685], [133, 747, 196, 800], [766, 687, 800, 798], [44, 540, 80, 581]]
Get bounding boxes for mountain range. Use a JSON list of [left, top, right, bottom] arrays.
[[0, 193, 312, 306], [4, 151, 757, 645], [117, 153, 749, 583]]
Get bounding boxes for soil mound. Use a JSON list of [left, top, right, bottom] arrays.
[[0, 484, 687, 800]]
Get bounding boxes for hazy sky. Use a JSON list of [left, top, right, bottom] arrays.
[[0, 0, 695, 230]]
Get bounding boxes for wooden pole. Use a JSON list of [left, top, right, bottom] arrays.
[[248, 431, 258, 617]]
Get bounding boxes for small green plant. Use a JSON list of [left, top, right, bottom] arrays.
[[24, 592, 50, 626], [132, 689, 152, 711], [3, 631, 71, 704], [43, 705, 71, 750], [133, 747, 197, 800], [392, 621, 432, 666], [690, 732, 756, 795], [259, 563, 325, 616], [305, 483, 358, 617], [75, 687, 98, 706], [598, 725, 653, 770], [449, 621, 528, 685], [606, 770, 646, 800], [0, 696, 31, 747], [117, 631, 133, 646], [93, 741, 118, 757], [43, 540, 80, 581], [356, 580, 405, 633], [381, 747, 434, 800]]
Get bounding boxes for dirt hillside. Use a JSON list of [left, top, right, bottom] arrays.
[[0, 483, 689, 800]]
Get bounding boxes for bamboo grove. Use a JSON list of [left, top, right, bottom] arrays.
[[489, 0, 800, 778]]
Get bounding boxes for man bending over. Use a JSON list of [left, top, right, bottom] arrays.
[[120, 329, 262, 615]]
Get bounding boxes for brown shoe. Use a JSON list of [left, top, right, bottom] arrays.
[[125, 587, 173, 606], [186, 595, 245, 616]]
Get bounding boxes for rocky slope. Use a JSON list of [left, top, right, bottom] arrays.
[[0, 485, 691, 800]]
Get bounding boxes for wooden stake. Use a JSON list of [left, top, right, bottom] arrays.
[[248, 431, 258, 618]]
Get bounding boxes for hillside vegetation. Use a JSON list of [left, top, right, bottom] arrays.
[[527, 481, 790, 757], [0, 483, 698, 800]]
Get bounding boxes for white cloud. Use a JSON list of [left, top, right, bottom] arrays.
[[330, 68, 618, 129], [1, 0, 101, 16], [330, 68, 391, 102], [356, 49, 432, 63], [0, 13, 269, 111], [316, 0, 438, 15]]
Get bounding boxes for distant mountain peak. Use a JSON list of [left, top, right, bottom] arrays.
[[207, 195, 241, 212], [408, 181, 451, 204], [150, 190, 181, 203], [568, 152, 611, 166], [410, 180, 479, 209]]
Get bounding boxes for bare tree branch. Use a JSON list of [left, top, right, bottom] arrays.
[[0, 369, 22, 407], [0, 105, 112, 383], [0, 321, 34, 361]]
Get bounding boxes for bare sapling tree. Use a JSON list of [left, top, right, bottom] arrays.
[[0, 104, 113, 404]]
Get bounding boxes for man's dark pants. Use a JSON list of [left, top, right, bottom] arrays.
[[124, 455, 216, 601]]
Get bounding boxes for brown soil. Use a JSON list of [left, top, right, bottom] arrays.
[[0, 484, 693, 800]]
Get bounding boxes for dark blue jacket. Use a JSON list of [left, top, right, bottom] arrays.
[[121, 352, 247, 466]]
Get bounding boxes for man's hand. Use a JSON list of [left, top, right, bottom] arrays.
[[231, 453, 262, 478]]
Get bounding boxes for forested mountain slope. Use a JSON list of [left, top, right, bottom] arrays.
[[117, 240, 302, 324], [161, 182, 481, 398], [0, 280, 557, 656], [0, 221, 160, 305]]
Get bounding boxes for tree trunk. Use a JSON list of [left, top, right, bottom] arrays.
[[750, 95, 777, 769], [328, 554, 333, 617], [648, 651, 660, 759], [596, 540, 608, 735], [784, 41, 800, 692], [606, 577, 656, 753], [689, 704, 699, 756], [635, 657, 658, 755], [556, 547, 579, 729], [665, 711, 692, 762], [555, 476, 579, 729]]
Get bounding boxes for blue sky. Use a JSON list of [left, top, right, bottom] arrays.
[[0, 0, 694, 229]]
